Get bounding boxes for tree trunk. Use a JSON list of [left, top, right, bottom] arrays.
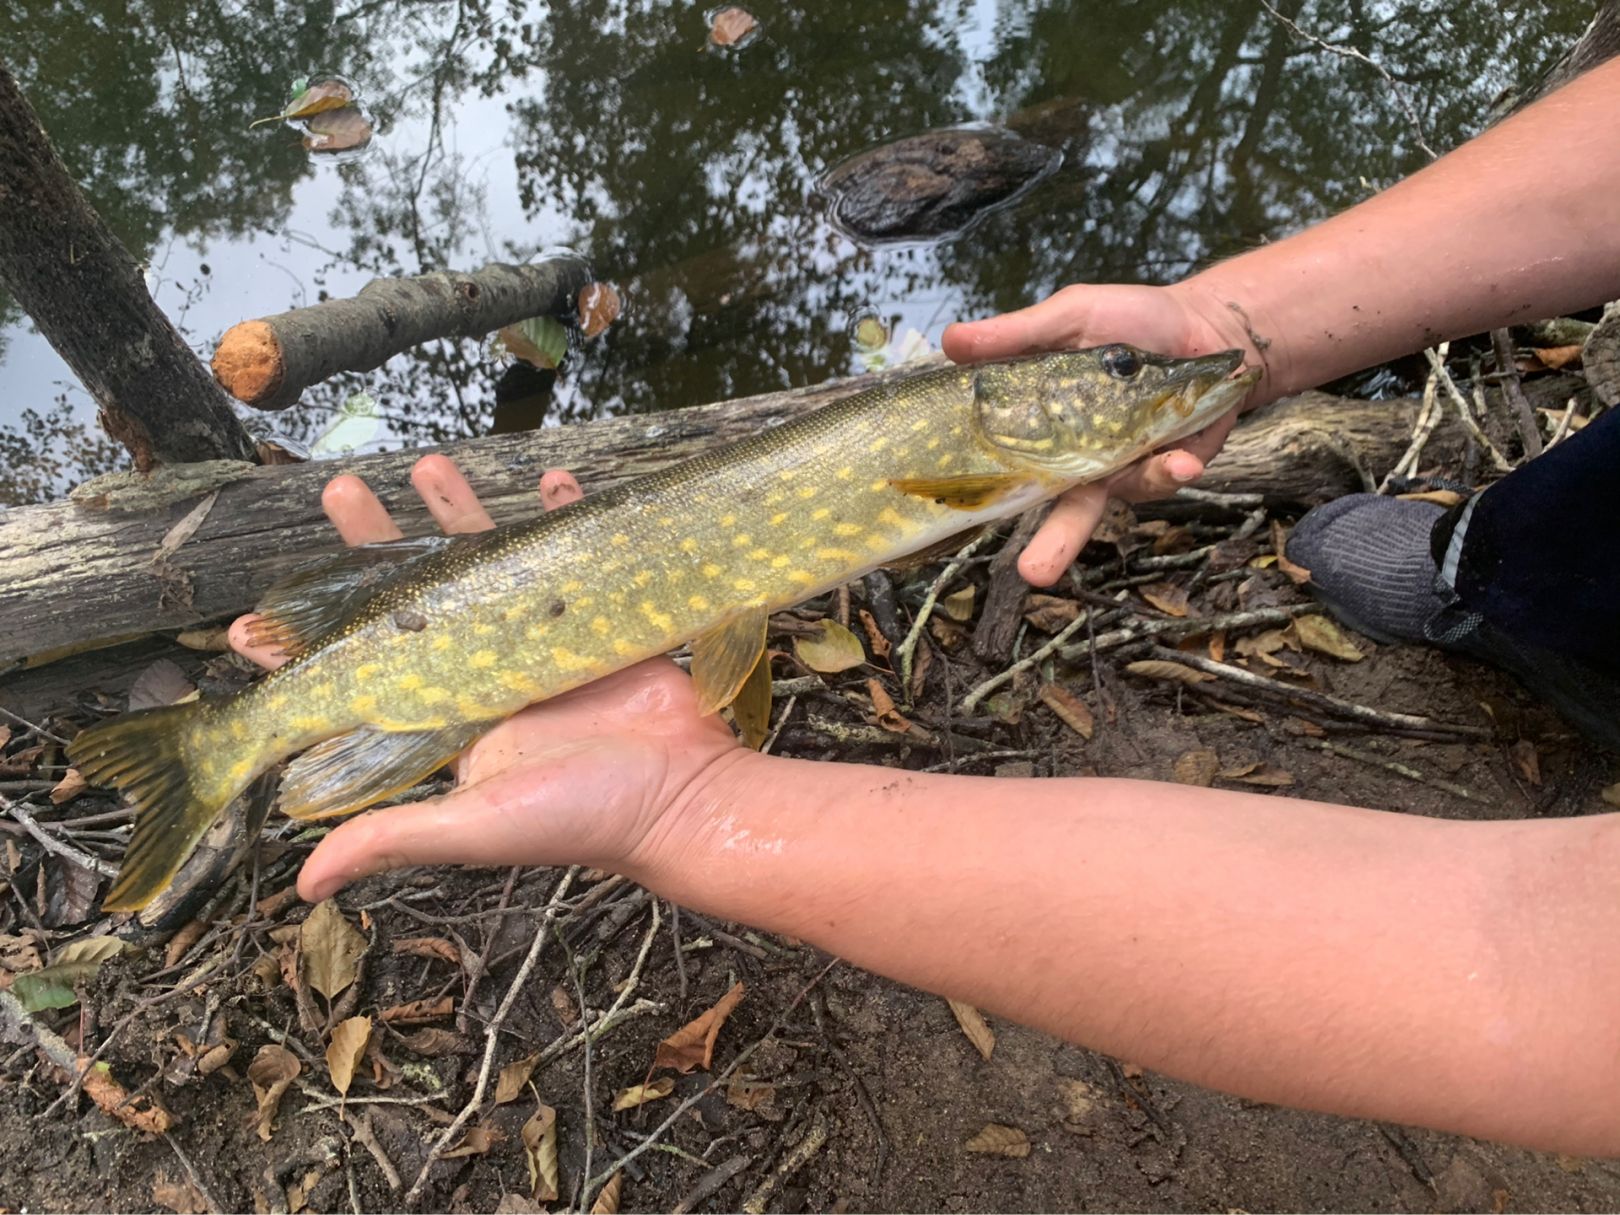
[[0, 60, 257, 468], [0, 363, 1488, 680]]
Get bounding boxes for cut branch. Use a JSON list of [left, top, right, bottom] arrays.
[[0, 61, 256, 468], [211, 256, 592, 410]]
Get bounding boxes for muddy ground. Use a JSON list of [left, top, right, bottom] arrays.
[[2, 491, 1619, 1215]]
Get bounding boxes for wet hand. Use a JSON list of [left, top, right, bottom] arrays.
[[942, 283, 1260, 585], [228, 456, 746, 902]]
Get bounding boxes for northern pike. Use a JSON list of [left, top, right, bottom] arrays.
[[71, 345, 1256, 909]]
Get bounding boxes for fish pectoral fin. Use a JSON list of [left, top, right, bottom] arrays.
[[248, 535, 463, 658], [278, 722, 490, 821], [691, 608, 769, 717], [728, 651, 773, 750], [888, 474, 1026, 510]]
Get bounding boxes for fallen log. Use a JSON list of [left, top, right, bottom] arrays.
[[0, 372, 1474, 680], [210, 255, 592, 410]]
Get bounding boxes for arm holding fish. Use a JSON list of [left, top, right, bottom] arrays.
[[946, 55, 1620, 583], [243, 458, 1620, 1158]]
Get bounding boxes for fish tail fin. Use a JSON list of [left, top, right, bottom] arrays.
[[68, 702, 242, 912]]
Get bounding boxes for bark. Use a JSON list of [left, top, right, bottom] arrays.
[[0, 61, 256, 468], [0, 368, 1486, 681], [210, 256, 593, 409]]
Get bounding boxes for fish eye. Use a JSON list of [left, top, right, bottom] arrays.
[[1102, 345, 1141, 379]]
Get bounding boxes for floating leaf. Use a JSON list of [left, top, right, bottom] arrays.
[[392, 936, 461, 966], [708, 6, 758, 47], [612, 1076, 675, 1111], [1125, 659, 1214, 686], [964, 1123, 1030, 1157], [1293, 615, 1365, 663], [379, 996, 454, 1023], [250, 78, 353, 129], [443, 1124, 505, 1159], [302, 105, 373, 154], [14, 937, 129, 1013], [946, 999, 995, 1061], [1172, 750, 1220, 787], [577, 282, 621, 339], [301, 900, 367, 1000], [496, 1051, 542, 1104], [655, 981, 745, 1073], [326, 1015, 372, 1096], [794, 619, 866, 674], [590, 1172, 623, 1215], [1038, 683, 1095, 740], [247, 1044, 301, 1142], [1138, 582, 1189, 617], [521, 1102, 560, 1202], [309, 389, 381, 457], [82, 1060, 175, 1134], [498, 315, 570, 371]]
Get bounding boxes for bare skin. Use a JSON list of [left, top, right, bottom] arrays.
[[223, 59, 1620, 1156]]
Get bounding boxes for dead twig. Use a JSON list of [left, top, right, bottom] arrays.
[[163, 1132, 224, 1215], [895, 531, 994, 704], [741, 1105, 831, 1214], [350, 1110, 401, 1191], [670, 1153, 752, 1214], [1490, 328, 1543, 458], [1380, 357, 1443, 490], [1299, 737, 1487, 803], [0, 790, 118, 878], [1423, 345, 1513, 473], [1054, 604, 1321, 667]]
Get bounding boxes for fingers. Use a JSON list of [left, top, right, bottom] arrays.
[[321, 474, 404, 544], [410, 454, 497, 533], [229, 614, 292, 671], [1111, 449, 1206, 502], [1017, 485, 1110, 587], [540, 469, 584, 510], [942, 291, 1089, 363]]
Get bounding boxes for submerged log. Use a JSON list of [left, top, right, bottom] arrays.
[[0, 368, 1475, 680]]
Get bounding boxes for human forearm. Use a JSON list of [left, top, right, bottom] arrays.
[[1178, 57, 1620, 402], [636, 753, 1620, 1154]]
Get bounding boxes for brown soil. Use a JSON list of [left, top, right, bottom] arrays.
[[3, 502, 1619, 1214]]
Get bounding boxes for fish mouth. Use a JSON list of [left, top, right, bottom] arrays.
[[1147, 351, 1257, 446]]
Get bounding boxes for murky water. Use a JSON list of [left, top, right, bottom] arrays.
[[0, 0, 1596, 503]]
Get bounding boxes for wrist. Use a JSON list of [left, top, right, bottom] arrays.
[[1169, 272, 1296, 407], [618, 745, 777, 893]]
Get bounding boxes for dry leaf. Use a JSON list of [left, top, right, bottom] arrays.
[[940, 586, 976, 622], [964, 1123, 1030, 1158], [163, 919, 207, 970], [301, 900, 367, 1000], [326, 1015, 372, 1096], [1222, 763, 1295, 788], [1023, 594, 1079, 632], [1138, 582, 1189, 617], [867, 679, 912, 734], [49, 768, 87, 805], [128, 658, 197, 710], [82, 1060, 175, 1134], [496, 1051, 542, 1104], [551, 983, 580, 1027], [397, 1027, 469, 1056], [794, 619, 866, 673], [577, 282, 621, 339], [247, 1044, 300, 1141], [612, 1076, 675, 1111], [379, 996, 454, 1024], [909, 635, 934, 700], [591, 1172, 623, 1215], [197, 1039, 237, 1076], [857, 608, 892, 660], [522, 1102, 560, 1202], [1509, 738, 1542, 786], [152, 1172, 209, 1214], [1235, 628, 1293, 659], [392, 936, 460, 966], [708, 6, 757, 46], [1038, 683, 1095, 740], [655, 981, 745, 1073], [1293, 615, 1365, 663], [1209, 629, 1227, 663], [14, 936, 130, 1012], [725, 1074, 776, 1111], [249, 953, 282, 990], [253, 78, 353, 126], [1534, 343, 1584, 370], [442, 1124, 505, 1159], [1172, 750, 1220, 787], [1271, 520, 1312, 585], [946, 998, 995, 1061], [303, 105, 373, 153], [1125, 659, 1214, 686]]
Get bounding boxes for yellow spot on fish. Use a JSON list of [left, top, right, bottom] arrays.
[[351, 694, 378, 714], [868, 436, 889, 453], [575, 595, 595, 609], [926, 436, 940, 450], [777, 468, 798, 481], [811, 508, 830, 520], [816, 548, 858, 562], [433, 634, 453, 651], [229, 720, 247, 741], [1091, 414, 1106, 430], [659, 516, 675, 527], [562, 580, 584, 594], [267, 694, 288, 711], [771, 555, 791, 568], [950, 424, 964, 437], [787, 570, 815, 586], [689, 594, 711, 611], [797, 485, 818, 499], [834, 522, 863, 537], [732, 533, 753, 547], [879, 508, 907, 529], [398, 673, 423, 691], [499, 671, 540, 694], [290, 714, 330, 732], [419, 687, 450, 705], [1107, 417, 1124, 434], [680, 537, 698, 553], [641, 601, 674, 631], [473, 622, 497, 636], [591, 615, 611, 635], [770, 512, 789, 526], [613, 639, 638, 657], [836, 466, 854, 480], [551, 646, 598, 672], [734, 577, 757, 592], [865, 534, 890, 553], [910, 418, 928, 432], [611, 533, 629, 547], [749, 547, 771, 561], [229, 758, 255, 784], [634, 570, 653, 588], [721, 514, 737, 527], [766, 490, 786, 506], [471, 650, 497, 669], [703, 562, 722, 578], [355, 663, 381, 682], [609, 590, 627, 605], [936, 453, 956, 469]]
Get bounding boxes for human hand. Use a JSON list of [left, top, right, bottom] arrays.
[[229, 455, 747, 902], [942, 282, 1263, 585]]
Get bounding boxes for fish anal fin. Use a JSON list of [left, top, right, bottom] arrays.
[[691, 608, 768, 717], [888, 474, 1025, 510], [251, 535, 458, 658], [729, 651, 773, 750], [277, 722, 489, 821]]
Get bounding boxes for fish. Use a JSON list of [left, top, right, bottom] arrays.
[[70, 344, 1257, 910]]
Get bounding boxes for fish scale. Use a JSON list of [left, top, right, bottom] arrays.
[[69, 345, 1256, 910]]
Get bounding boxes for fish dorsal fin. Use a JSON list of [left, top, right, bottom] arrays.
[[888, 473, 1025, 510], [246, 536, 457, 658], [691, 608, 769, 717], [885, 525, 989, 572], [278, 721, 490, 821], [729, 651, 773, 750]]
